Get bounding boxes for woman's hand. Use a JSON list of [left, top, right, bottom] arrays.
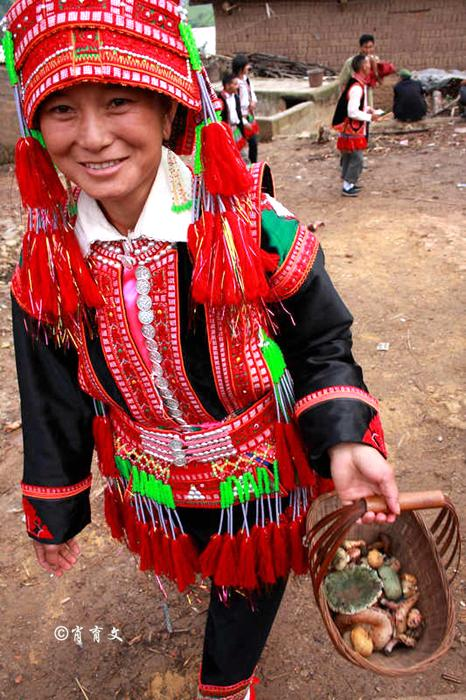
[[329, 442, 400, 524], [32, 537, 81, 577]]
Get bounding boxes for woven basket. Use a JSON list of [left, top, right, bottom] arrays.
[[305, 490, 461, 676]]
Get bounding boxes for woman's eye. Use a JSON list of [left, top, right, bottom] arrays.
[[50, 104, 73, 114], [110, 97, 130, 108]]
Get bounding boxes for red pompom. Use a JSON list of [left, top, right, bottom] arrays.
[[284, 421, 316, 488], [104, 487, 124, 540], [15, 137, 66, 210], [122, 498, 139, 553], [92, 416, 118, 477], [188, 212, 215, 304], [149, 528, 165, 576], [171, 534, 199, 592], [138, 521, 153, 571], [255, 524, 276, 585], [201, 122, 253, 196], [199, 532, 224, 579], [289, 518, 308, 575], [213, 534, 238, 587], [270, 521, 289, 580], [274, 422, 296, 491], [160, 533, 175, 578]]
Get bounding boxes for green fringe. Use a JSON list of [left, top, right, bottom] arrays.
[[259, 329, 287, 384], [219, 465, 279, 508], [30, 129, 46, 148], [171, 199, 193, 214], [194, 122, 204, 175], [2, 31, 19, 87], [178, 22, 203, 72], [114, 457, 175, 508]]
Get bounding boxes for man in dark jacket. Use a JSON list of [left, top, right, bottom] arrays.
[[393, 69, 427, 122]]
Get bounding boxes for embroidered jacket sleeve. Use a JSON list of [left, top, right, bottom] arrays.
[[12, 296, 95, 544], [261, 195, 386, 478]]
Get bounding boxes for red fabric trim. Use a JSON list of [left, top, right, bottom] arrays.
[[268, 223, 319, 301], [22, 497, 54, 539], [198, 669, 255, 699], [362, 411, 387, 458], [21, 474, 92, 500], [295, 385, 379, 418]]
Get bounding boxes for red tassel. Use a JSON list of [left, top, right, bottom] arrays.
[[284, 421, 316, 488], [255, 524, 277, 585], [92, 416, 118, 477], [289, 518, 308, 575], [26, 232, 58, 319], [237, 530, 258, 590], [171, 534, 198, 592], [274, 422, 296, 491], [63, 227, 104, 309], [201, 122, 253, 196], [199, 533, 224, 579], [270, 521, 289, 579], [188, 212, 214, 304], [225, 210, 270, 302], [138, 521, 153, 571], [149, 527, 165, 576], [160, 533, 175, 579], [122, 498, 139, 553], [15, 137, 66, 210], [55, 253, 79, 316], [261, 249, 280, 274], [213, 534, 238, 587], [103, 487, 124, 540]]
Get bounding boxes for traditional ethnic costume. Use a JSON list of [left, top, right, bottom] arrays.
[[237, 75, 259, 164], [219, 89, 247, 158], [5, 2, 386, 698], [332, 74, 373, 196]]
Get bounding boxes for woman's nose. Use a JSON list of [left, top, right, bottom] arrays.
[[77, 111, 113, 151]]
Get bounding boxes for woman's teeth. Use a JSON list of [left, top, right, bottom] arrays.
[[84, 160, 122, 170]]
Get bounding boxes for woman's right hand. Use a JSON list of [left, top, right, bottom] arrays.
[[32, 537, 81, 577]]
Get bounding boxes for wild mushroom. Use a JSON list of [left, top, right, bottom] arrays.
[[401, 572, 418, 597], [383, 633, 417, 654], [350, 625, 374, 657], [343, 539, 367, 551], [394, 594, 420, 636], [335, 607, 393, 651], [407, 608, 423, 630], [386, 557, 401, 573], [378, 564, 402, 600], [367, 549, 385, 569], [324, 566, 383, 614], [369, 533, 391, 555], [331, 547, 350, 571], [347, 546, 362, 563]]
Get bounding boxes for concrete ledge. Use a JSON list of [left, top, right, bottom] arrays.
[[257, 98, 336, 141]]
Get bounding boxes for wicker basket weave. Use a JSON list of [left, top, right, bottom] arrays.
[[305, 491, 460, 676]]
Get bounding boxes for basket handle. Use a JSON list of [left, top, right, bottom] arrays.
[[364, 491, 460, 583], [365, 490, 446, 513]]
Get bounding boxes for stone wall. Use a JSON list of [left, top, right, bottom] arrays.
[[210, 0, 466, 72]]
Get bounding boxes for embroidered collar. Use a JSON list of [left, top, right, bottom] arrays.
[[75, 147, 192, 256]]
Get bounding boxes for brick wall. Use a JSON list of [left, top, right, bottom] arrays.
[[211, 0, 466, 71], [0, 66, 19, 164]]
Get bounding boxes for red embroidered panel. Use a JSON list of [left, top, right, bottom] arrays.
[[21, 475, 93, 500], [22, 497, 54, 540]]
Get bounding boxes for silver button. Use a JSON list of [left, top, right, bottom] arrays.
[[138, 309, 154, 324], [141, 325, 155, 339], [156, 377, 169, 389], [136, 266, 151, 281], [137, 295, 152, 311], [136, 279, 151, 295]]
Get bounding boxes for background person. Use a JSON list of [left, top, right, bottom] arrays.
[[219, 71, 248, 160], [393, 69, 427, 122], [232, 53, 260, 163], [333, 54, 380, 196]]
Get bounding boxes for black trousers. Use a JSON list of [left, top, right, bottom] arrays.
[[179, 505, 287, 689], [248, 135, 258, 164]]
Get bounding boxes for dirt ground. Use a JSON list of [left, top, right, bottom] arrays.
[[0, 116, 465, 700]]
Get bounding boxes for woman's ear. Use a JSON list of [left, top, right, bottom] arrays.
[[162, 100, 179, 141]]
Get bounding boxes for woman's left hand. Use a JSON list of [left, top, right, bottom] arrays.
[[328, 442, 400, 524]]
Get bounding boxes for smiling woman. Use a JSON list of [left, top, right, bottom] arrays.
[[39, 85, 177, 233], [4, 0, 398, 698]]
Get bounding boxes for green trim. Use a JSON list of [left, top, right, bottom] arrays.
[[114, 457, 175, 508], [219, 466, 279, 508], [178, 22, 203, 72], [259, 329, 286, 384], [2, 32, 19, 87], [261, 209, 299, 266], [171, 199, 193, 214]]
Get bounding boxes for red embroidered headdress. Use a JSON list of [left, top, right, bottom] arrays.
[[5, 0, 201, 154]]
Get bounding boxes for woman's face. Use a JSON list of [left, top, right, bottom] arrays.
[[39, 83, 176, 217]]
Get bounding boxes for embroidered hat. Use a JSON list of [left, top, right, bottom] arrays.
[[5, 0, 201, 154]]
